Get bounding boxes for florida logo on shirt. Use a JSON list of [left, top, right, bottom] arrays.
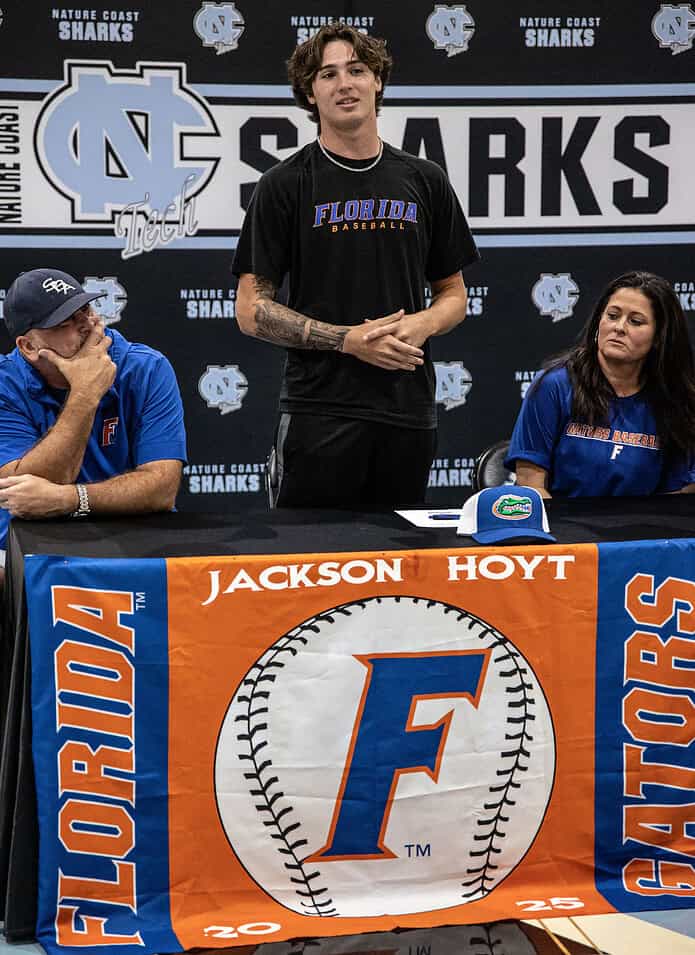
[[492, 494, 533, 520], [313, 197, 419, 234], [102, 416, 119, 446]]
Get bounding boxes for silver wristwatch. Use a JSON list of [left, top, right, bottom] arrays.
[[72, 483, 90, 518]]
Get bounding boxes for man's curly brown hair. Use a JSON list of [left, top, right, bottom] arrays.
[[287, 23, 393, 131]]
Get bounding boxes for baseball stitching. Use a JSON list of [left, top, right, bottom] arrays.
[[231, 596, 541, 914], [233, 607, 358, 916], [459, 614, 537, 900]]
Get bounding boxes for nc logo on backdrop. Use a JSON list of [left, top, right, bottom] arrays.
[[652, 4, 695, 54], [35, 61, 219, 223], [435, 361, 472, 411], [426, 4, 475, 56], [82, 276, 127, 326], [532, 273, 579, 322], [199, 364, 248, 414], [194, 2, 245, 55]]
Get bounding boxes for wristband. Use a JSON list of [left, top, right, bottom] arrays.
[[71, 483, 90, 518]]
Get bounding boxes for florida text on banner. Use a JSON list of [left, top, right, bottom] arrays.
[[25, 540, 695, 955]]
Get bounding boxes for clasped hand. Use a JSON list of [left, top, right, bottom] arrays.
[[0, 474, 76, 519], [342, 309, 430, 371], [38, 320, 116, 400]]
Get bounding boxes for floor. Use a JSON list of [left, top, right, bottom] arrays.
[[1, 911, 693, 954], [525, 910, 695, 953]]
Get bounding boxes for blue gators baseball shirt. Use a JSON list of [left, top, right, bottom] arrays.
[[506, 366, 695, 497]]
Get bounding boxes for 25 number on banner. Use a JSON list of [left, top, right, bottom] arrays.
[[516, 897, 586, 913]]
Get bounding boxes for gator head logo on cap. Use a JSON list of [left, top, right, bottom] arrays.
[[458, 485, 557, 544], [492, 494, 534, 521]]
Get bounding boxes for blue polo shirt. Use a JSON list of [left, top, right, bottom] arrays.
[[0, 328, 187, 546]]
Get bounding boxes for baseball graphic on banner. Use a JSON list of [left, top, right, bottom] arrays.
[[215, 596, 555, 918]]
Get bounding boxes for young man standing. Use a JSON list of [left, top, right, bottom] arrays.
[[234, 23, 479, 510]]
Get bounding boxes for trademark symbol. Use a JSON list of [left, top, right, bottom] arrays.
[[135, 592, 146, 609], [404, 842, 431, 858]]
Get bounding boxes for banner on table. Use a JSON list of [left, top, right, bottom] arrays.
[[26, 540, 695, 955]]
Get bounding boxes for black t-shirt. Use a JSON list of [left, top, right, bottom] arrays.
[[232, 141, 479, 428]]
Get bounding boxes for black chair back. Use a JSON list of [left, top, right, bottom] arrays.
[[472, 440, 516, 492], [265, 447, 279, 508]]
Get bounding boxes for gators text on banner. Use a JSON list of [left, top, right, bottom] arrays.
[[25, 541, 695, 955]]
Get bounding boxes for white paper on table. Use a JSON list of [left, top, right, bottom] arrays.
[[395, 509, 461, 528]]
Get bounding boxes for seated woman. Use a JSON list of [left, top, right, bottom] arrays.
[[505, 271, 695, 497]]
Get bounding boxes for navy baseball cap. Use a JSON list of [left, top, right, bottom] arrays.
[[3, 269, 101, 338], [457, 486, 556, 544]]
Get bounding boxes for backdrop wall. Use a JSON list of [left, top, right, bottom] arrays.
[[0, 1, 693, 508]]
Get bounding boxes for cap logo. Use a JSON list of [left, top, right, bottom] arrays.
[[42, 277, 76, 295], [491, 494, 533, 521]]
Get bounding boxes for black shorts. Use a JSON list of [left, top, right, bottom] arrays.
[[274, 412, 437, 511]]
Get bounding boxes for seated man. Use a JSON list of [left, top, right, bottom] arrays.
[[0, 267, 186, 571]]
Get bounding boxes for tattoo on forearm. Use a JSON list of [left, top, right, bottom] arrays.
[[254, 300, 348, 351], [304, 319, 348, 351], [253, 275, 277, 299], [255, 301, 308, 347]]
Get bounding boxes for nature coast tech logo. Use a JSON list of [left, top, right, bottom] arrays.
[[652, 4, 695, 54], [426, 4, 475, 56], [532, 273, 579, 322], [194, 3, 245, 55], [198, 365, 248, 414], [83, 277, 127, 326], [215, 596, 554, 916], [35, 61, 219, 257], [435, 361, 472, 411]]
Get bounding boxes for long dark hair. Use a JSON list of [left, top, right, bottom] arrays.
[[538, 271, 695, 460]]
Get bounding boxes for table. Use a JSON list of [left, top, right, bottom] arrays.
[[2, 499, 695, 951]]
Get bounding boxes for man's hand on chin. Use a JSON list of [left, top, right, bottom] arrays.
[[0, 474, 78, 519], [38, 322, 116, 402]]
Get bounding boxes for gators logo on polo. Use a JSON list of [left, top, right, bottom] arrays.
[[214, 595, 555, 918], [492, 494, 534, 521]]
